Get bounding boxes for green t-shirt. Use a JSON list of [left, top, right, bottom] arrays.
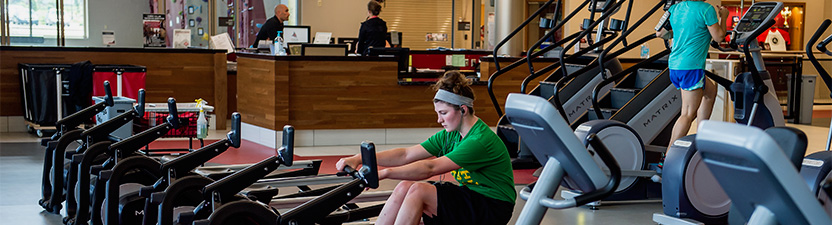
[[668, 1, 719, 70], [420, 118, 516, 203]]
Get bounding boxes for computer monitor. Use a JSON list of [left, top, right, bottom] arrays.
[[386, 31, 403, 48], [301, 44, 348, 56], [337, 37, 359, 54], [366, 47, 410, 75], [283, 26, 311, 44]]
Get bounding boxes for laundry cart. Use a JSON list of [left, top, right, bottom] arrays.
[[92, 65, 146, 101], [18, 64, 72, 137]]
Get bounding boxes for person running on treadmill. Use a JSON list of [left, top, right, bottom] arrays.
[[657, 0, 728, 153], [336, 71, 516, 225]]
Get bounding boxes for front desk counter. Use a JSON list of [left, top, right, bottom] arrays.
[[0, 46, 228, 129], [234, 53, 542, 132]]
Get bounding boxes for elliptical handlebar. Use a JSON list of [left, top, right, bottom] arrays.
[[710, 40, 734, 52], [742, 19, 777, 95], [819, 26, 832, 56], [807, 19, 832, 99]]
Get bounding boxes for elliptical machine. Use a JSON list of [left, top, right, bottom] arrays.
[[694, 121, 831, 225], [655, 2, 788, 224], [800, 18, 832, 217]]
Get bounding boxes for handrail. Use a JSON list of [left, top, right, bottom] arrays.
[[525, 0, 577, 76], [558, 0, 624, 80], [597, 0, 663, 79], [493, 0, 556, 72], [548, 0, 625, 119], [520, 32, 612, 93], [580, 1, 670, 118], [487, 0, 591, 117], [526, 1, 563, 77], [589, 49, 670, 119], [620, 0, 634, 47]]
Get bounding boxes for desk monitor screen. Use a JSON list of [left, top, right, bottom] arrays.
[[337, 37, 359, 54], [301, 44, 348, 56], [366, 47, 410, 74], [386, 31, 402, 48], [283, 26, 311, 44]]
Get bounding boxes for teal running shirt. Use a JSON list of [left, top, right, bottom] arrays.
[[668, 1, 719, 70]]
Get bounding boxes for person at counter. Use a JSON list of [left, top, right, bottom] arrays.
[[336, 71, 516, 225], [356, 0, 388, 55], [252, 4, 290, 48]]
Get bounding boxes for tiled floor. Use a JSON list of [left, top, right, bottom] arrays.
[[3, 106, 832, 224]]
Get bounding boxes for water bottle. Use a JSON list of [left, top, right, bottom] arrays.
[[274, 31, 286, 56]]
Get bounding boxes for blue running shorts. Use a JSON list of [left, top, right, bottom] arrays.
[[669, 69, 705, 91]]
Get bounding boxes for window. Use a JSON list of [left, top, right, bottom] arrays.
[[7, 0, 87, 42]]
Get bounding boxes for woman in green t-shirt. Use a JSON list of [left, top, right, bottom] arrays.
[[336, 71, 516, 225]]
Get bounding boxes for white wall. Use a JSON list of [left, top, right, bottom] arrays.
[[300, 0, 367, 39]]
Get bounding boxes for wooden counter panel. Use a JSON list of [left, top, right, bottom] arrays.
[[284, 60, 528, 129], [236, 58, 288, 130], [288, 60, 408, 129], [0, 49, 227, 129]]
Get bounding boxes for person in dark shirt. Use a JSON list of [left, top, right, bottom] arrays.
[[356, 1, 388, 55], [253, 4, 290, 48]]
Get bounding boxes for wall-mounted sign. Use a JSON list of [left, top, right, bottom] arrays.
[[218, 17, 233, 27], [458, 21, 471, 31], [426, 33, 448, 42]]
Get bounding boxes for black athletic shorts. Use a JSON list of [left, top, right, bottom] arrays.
[[421, 181, 515, 225]]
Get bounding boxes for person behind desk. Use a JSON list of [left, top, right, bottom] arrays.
[[356, 0, 388, 55], [252, 4, 290, 48]]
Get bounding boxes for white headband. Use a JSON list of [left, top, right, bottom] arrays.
[[434, 89, 474, 108]]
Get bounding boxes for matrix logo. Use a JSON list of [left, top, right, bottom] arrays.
[[566, 95, 594, 119], [642, 94, 679, 128]]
